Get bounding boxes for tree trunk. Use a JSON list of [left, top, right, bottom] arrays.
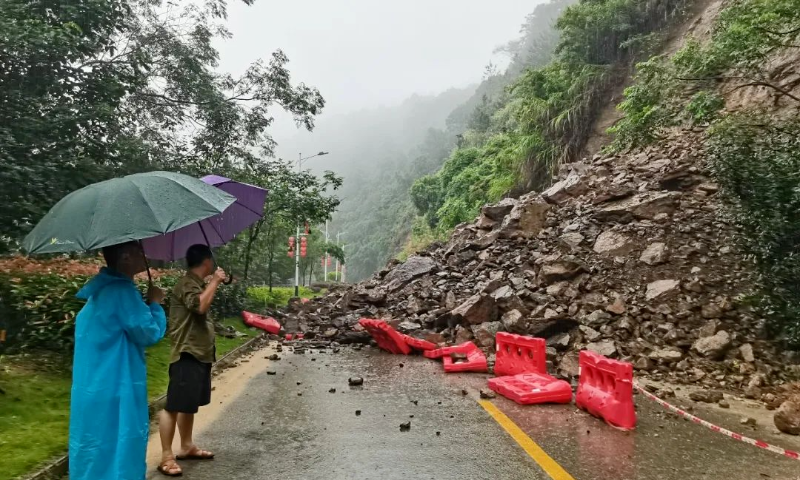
[[243, 218, 265, 280]]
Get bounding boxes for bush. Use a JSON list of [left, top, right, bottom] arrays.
[[0, 271, 179, 353], [210, 280, 250, 319], [709, 115, 800, 346], [247, 286, 319, 309]]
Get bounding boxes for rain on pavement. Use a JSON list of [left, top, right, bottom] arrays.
[[146, 346, 800, 480]]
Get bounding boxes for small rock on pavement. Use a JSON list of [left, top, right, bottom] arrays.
[[718, 400, 730, 409], [690, 390, 724, 403], [480, 388, 496, 399], [355, 410, 362, 416], [348, 377, 364, 386], [740, 417, 757, 427], [268, 354, 281, 361], [400, 422, 412, 432], [774, 395, 800, 435], [267, 371, 277, 375], [329, 388, 336, 393]]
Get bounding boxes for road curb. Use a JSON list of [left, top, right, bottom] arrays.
[[23, 332, 267, 480]]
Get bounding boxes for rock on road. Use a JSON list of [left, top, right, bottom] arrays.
[[146, 345, 800, 480]]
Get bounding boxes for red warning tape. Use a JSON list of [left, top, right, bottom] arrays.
[[633, 382, 799, 461]]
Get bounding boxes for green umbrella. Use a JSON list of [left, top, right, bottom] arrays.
[[22, 171, 236, 255]]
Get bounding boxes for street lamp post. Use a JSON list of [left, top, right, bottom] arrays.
[[335, 231, 346, 282], [323, 220, 329, 282], [295, 151, 328, 297]]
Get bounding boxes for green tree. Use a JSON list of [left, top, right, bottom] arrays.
[[0, 0, 324, 251]]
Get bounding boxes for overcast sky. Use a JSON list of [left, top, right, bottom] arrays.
[[215, 0, 543, 138]]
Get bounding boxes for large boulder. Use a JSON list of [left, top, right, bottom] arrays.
[[498, 195, 551, 238], [639, 243, 668, 265], [587, 339, 617, 357], [451, 294, 498, 325], [649, 348, 684, 363], [593, 230, 636, 256], [541, 173, 586, 204], [472, 321, 503, 348], [558, 352, 580, 378], [774, 395, 800, 435], [481, 198, 518, 221], [645, 279, 680, 301], [383, 256, 437, 292], [539, 258, 586, 284], [596, 192, 680, 221], [501, 309, 527, 333], [692, 330, 731, 360]]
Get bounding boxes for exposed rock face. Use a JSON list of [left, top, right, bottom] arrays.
[[283, 130, 798, 395]]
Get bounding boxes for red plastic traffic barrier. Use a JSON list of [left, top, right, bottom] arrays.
[[488, 373, 572, 405], [423, 341, 476, 359], [576, 350, 636, 430], [443, 344, 487, 373], [400, 333, 437, 351], [358, 319, 411, 355], [296, 332, 304, 340], [242, 311, 281, 335], [285, 333, 293, 341], [422, 342, 487, 373], [493, 332, 547, 377]]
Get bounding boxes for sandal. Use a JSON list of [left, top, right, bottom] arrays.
[[176, 446, 215, 460], [157, 458, 183, 477]]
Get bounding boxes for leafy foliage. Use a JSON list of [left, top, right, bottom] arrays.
[[247, 286, 320, 309], [409, 0, 686, 236], [611, 0, 800, 149], [0, 271, 178, 353], [709, 116, 800, 346], [0, 0, 324, 251]]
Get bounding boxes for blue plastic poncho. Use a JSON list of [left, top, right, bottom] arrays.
[[69, 268, 166, 480]]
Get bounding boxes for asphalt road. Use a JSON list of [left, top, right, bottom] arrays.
[[146, 345, 800, 480]]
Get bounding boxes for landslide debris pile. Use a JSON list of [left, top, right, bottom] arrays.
[[285, 129, 799, 397]]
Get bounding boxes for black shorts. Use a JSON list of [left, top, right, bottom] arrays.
[[166, 352, 212, 414]]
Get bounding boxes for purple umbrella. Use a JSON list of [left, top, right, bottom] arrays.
[[141, 175, 268, 261]]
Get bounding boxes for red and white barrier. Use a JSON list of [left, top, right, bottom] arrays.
[[634, 382, 799, 461]]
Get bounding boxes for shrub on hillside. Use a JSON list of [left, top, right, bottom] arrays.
[[709, 115, 800, 346]]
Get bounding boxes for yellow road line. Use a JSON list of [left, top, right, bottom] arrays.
[[479, 400, 576, 480]]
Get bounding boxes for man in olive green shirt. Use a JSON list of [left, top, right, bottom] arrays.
[[157, 244, 227, 477]]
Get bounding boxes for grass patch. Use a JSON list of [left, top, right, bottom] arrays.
[[0, 317, 254, 480], [0, 355, 71, 480], [246, 286, 323, 309]]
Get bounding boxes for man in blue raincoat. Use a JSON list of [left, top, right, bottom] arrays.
[[69, 241, 167, 480]]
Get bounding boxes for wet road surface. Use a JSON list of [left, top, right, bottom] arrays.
[[147, 345, 800, 480]]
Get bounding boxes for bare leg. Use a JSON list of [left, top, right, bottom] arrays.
[[158, 410, 183, 475], [176, 412, 214, 458], [159, 410, 179, 458], [177, 413, 195, 453]]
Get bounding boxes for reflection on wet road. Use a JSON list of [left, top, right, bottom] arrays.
[[147, 346, 800, 480]]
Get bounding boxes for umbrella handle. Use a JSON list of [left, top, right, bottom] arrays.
[[224, 273, 234, 285], [138, 241, 153, 287]]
